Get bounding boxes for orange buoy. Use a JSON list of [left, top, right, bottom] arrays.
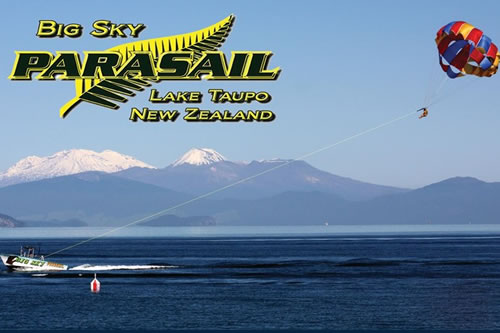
[[90, 273, 100, 293]]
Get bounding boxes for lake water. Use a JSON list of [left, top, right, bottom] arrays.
[[2, 224, 500, 239], [0, 225, 499, 329]]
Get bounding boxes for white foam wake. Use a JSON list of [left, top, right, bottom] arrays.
[[69, 264, 176, 271]]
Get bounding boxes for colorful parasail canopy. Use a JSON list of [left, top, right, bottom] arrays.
[[436, 21, 500, 78]]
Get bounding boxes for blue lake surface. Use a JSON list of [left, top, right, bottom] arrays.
[[1, 225, 500, 329]]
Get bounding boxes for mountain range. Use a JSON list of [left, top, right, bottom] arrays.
[[0, 213, 23, 228], [0, 172, 190, 225], [116, 148, 406, 201], [0, 148, 497, 227]]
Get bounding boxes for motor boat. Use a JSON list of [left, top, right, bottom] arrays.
[[0, 246, 68, 271]]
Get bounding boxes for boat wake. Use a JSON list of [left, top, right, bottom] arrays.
[[69, 264, 177, 271]]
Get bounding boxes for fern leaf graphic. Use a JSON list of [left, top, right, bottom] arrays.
[[60, 15, 234, 118]]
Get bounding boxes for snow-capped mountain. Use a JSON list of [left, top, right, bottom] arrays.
[[0, 149, 155, 187], [116, 148, 407, 201], [172, 148, 226, 167]]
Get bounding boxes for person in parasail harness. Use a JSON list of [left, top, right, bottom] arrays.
[[417, 107, 428, 119]]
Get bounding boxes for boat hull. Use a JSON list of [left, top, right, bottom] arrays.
[[0, 255, 68, 271]]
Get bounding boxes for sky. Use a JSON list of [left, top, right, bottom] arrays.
[[1, 0, 499, 188]]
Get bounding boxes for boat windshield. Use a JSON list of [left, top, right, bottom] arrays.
[[20, 246, 40, 258]]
